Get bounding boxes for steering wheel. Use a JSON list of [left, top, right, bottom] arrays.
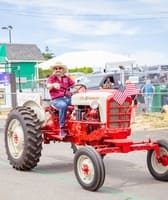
[[70, 84, 87, 94]]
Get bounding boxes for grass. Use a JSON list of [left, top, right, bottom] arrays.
[[132, 112, 168, 130]]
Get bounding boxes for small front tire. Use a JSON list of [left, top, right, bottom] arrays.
[[74, 146, 105, 191], [147, 139, 168, 181]]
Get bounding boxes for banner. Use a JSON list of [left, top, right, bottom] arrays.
[[0, 72, 12, 107]]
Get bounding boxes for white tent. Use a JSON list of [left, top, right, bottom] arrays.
[[36, 50, 135, 70]]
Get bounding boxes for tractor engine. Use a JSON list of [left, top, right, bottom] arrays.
[[72, 105, 100, 121]]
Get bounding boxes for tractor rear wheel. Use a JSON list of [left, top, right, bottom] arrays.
[[147, 139, 168, 181], [74, 146, 105, 191], [5, 106, 42, 170]]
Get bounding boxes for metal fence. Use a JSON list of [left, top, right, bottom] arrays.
[[1, 78, 168, 114]]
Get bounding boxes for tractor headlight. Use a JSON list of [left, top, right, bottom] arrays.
[[90, 101, 99, 109]]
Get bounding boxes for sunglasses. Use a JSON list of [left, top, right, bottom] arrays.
[[54, 67, 63, 70]]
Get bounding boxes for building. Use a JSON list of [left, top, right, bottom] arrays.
[[0, 43, 44, 90]]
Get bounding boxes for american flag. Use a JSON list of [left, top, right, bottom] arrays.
[[113, 84, 127, 105], [113, 83, 140, 105], [125, 83, 140, 96]]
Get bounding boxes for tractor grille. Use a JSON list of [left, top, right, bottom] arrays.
[[107, 97, 132, 128]]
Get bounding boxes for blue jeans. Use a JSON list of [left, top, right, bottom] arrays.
[[144, 95, 153, 113], [52, 97, 71, 128]]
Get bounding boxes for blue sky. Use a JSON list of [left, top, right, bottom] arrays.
[[0, 0, 168, 66]]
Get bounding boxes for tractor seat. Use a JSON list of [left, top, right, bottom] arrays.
[[50, 104, 74, 112]]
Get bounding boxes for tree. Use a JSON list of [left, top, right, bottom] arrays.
[[42, 46, 54, 60], [38, 68, 51, 78], [69, 66, 93, 74]]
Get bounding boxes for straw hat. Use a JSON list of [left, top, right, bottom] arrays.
[[50, 61, 67, 72]]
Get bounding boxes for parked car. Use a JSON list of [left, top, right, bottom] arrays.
[[79, 72, 126, 90], [68, 72, 85, 83], [145, 65, 168, 73]]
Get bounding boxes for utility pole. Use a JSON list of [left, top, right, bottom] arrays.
[[1, 25, 13, 43]]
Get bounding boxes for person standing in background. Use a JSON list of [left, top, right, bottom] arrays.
[[142, 79, 155, 113]]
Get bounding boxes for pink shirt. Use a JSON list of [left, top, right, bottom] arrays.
[[47, 74, 75, 100]]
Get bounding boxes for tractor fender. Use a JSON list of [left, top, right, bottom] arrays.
[[23, 100, 45, 124]]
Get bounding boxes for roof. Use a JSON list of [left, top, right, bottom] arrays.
[[4, 44, 44, 62], [37, 50, 135, 69]]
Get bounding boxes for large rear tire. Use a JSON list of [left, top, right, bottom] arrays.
[[5, 106, 42, 170], [147, 139, 168, 181], [74, 146, 105, 191]]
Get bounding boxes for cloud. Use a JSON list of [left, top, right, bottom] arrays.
[[137, 0, 166, 4], [0, 0, 139, 36], [71, 41, 120, 52], [44, 37, 69, 46], [1, 0, 168, 66], [133, 50, 168, 65], [0, 0, 126, 15], [44, 37, 128, 56], [48, 16, 139, 36]]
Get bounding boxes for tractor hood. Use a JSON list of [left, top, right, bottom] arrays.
[[71, 90, 116, 122], [72, 90, 115, 105]]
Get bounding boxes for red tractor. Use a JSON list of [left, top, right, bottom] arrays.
[[4, 84, 168, 191]]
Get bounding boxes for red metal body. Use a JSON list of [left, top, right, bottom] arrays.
[[41, 95, 168, 166]]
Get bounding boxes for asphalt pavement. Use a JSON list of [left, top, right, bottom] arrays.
[[0, 118, 168, 200], [0, 118, 6, 130]]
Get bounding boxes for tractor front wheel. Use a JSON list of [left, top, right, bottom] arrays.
[[5, 106, 42, 170], [147, 139, 168, 181], [74, 146, 105, 191]]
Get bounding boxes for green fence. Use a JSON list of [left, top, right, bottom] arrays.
[[152, 85, 168, 112]]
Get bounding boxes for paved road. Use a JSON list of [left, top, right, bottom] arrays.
[[0, 122, 168, 200]]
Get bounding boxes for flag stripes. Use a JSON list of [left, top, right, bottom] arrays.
[[113, 83, 140, 105]]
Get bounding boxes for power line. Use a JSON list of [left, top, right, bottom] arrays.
[[1, 7, 168, 21]]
